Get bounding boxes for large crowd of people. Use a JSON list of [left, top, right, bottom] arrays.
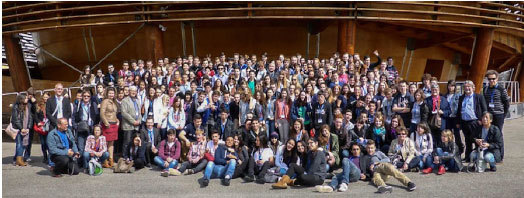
[[10, 51, 508, 193]]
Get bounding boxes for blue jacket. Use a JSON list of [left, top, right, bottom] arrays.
[[214, 144, 238, 166], [47, 128, 79, 156], [291, 101, 312, 124]]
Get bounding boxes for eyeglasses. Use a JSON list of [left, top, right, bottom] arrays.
[[352, 148, 360, 151], [488, 78, 496, 81], [398, 133, 407, 136], [83, 95, 91, 98]]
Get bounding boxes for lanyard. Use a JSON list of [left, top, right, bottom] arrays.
[[490, 84, 498, 103]]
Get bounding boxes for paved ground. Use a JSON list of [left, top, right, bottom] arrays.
[[3, 117, 524, 197]]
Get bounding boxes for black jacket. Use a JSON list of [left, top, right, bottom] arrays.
[[72, 101, 99, 133], [457, 93, 487, 123], [45, 95, 72, 129], [139, 127, 162, 148], [475, 125, 503, 163], [123, 143, 146, 162], [214, 119, 237, 141], [11, 103, 34, 130], [306, 150, 328, 180], [312, 101, 333, 129]]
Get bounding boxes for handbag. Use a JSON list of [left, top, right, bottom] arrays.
[[88, 157, 103, 176], [5, 123, 19, 140], [114, 158, 134, 173], [428, 97, 442, 129], [33, 122, 47, 136], [204, 152, 215, 162]]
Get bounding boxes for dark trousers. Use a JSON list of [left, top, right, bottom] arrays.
[[394, 156, 420, 170], [50, 155, 79, 175], [134, 158, 146, 170], [144, 143, 155, 165], [248, 157, 271, 178], [286, 163, 323, 187], [178, 159, 208, 173], [462, 120, 480, 161], [233, 159, 249, 179], [76, 133, 88, 168], [492, 113, 505, 160], [122, 130, 136, 157]]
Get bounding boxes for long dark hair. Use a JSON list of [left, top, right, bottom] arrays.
[[257, 136, 269, 149], [283, 139, 298, 166]]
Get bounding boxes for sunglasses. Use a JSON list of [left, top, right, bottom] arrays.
[[488, 78, 496, 81], [398, 133, 407, 136], [83, 95, 91, 98]]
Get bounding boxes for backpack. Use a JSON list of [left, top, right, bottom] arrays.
[[88, 158, 103, 176]]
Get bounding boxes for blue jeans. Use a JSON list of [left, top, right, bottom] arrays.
[[417, 154, 433, 169], [329, 158, 361, 189], [203, 160, 237, 180], [154, 156, 178, 170], [82, 151, 109, 168], [432, 148, 459, 171], [14, 133, 27, 160], [266, 120, 275, 137], [470, 150, 496, 168], [23, 130, 34, 160]]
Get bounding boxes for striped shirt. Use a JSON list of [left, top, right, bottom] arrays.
[[483, 84, 509, 115]]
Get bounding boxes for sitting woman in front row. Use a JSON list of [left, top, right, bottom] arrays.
[[82, 125, 109, 172], [469, 112, 503, 172], [274, 138, 299, 176], [388, 126, 420, 172], [423, 129, 463, 174], [174, 129, 207, 175], [246, 136, 274, 184], [410, 123, 434, 171], [272, 138, 327, 189], [201, 136, 238, 187], [122, 134, 146, 171]]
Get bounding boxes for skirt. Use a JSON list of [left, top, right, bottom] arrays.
[[102, 123, 119, 141]]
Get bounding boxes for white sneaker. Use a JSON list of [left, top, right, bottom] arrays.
[[168, 168, 181, 176], [338, 183, 348, 192], [315, 185, 334, 193]]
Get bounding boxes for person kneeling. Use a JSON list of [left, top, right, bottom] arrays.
[[47, 118, 81, 177], [82, 125, 109, 174], [272, 138, 327, 189], [155, 129, 181, 177], [201, 136, 238, 187], [423, 130, 463, 174], [469, 112, 502, 172]]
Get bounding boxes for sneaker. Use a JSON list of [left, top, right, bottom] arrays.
[[338, 183, 348, 192], [224, 175, 231, 186], [43, 159, 48, 164], [160, 170, 169, 177], [407, 182, 416, 191], [377, 186, 393, 194], [490, 166, 497, 172], [146, 163, 152, 168], [25, 158, 32, 162], [315, 185, 334, 193], [168, 168, 181, 176], [202, 179, 209, 187], [244, 175, 255, 182]]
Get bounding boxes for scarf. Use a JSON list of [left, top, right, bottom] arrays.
[[22, 105, 30, 146]]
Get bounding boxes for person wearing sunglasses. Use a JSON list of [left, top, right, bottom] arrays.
[[483, 70, 509, 161]]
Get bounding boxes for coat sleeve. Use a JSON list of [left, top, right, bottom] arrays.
[[121, 99, 137, 124]]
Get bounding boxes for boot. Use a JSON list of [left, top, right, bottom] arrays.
[[422, 167, 433, 174], [109, 158, 115, 167], [102, 159, 111, 168], [437, 165, 446, 175], [272, 175, 291, 189], [16, 156, 27, 166], [288, 179, 296, 186]]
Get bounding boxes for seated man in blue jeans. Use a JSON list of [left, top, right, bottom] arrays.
[[47, 118, 80, 177], [154, 130, 181, 176], [202, 136, 238, 187], [316, 142, 369, 192], [469, 112, 503, 172]]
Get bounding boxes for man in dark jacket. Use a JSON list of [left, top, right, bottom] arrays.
[[104, 64, 118, 87], [483, 70, 509, 160], [457, 80, 487, 162], [470, 112, 503, 171], [215, 109, 236, 141], [46, 83, 72, 130], [312, 93, 333, 136], [139, 117, 161, 167], [72, 90, 99, 167]]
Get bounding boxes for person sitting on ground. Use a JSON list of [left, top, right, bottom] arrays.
[[388, 126, 420, 172], [410, 123, 434, 171], [316, 142, 370, 193], [176, 129, 208, 175], [469, 112, 503, 172], [122, 133, 146, 171], [423, 129, 463, 174], [268, 132, 283, 156], [140, 117, 161, 167], [246, 136, 274, 184], [232, 134, 251, 179], [155, 129, 181, 176], [82, 125, 109, 173], [318, 124, 340, 171], [274, 138, 298, 176], [47, 118, 80, 177], [272, 138, 327, 189], [201, 136, 238, 187], [206, 130, 225, 158], [365, 140, 416, 193]]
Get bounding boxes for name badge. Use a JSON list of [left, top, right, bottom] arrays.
[[280, 114, 285, 119], [489, 103, 495, 108], [432, 110, 438, 114], [318, 119, 323, 124]]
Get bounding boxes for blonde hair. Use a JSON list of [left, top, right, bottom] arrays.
[[441, 129, 454, 143]]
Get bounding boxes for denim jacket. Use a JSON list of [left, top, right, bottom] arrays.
[[47, 128, 79, 156]]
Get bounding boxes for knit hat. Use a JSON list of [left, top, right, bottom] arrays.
[[270, 132, 279, 140]]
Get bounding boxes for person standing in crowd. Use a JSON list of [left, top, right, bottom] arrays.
[[35, 92, 51, 164], [392, 80, 413, 127], [483, 70, 509, 161], [275, 89, 291, 143], [46, 83, 72, 132], [104, 64, 119, 87], [72, 90, 99, 168], [214, 108, 236, 141], [410, 89, 428, 134], [312, 91, 333, 137], [445, 80, 463, 155], [120, 86, 142, 159], [100, 87, 119, 168], [425, 83, 450, 144], [457, 80, 487, 162], [11, 94, 34, 166], [47, 118, 80, 177]]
